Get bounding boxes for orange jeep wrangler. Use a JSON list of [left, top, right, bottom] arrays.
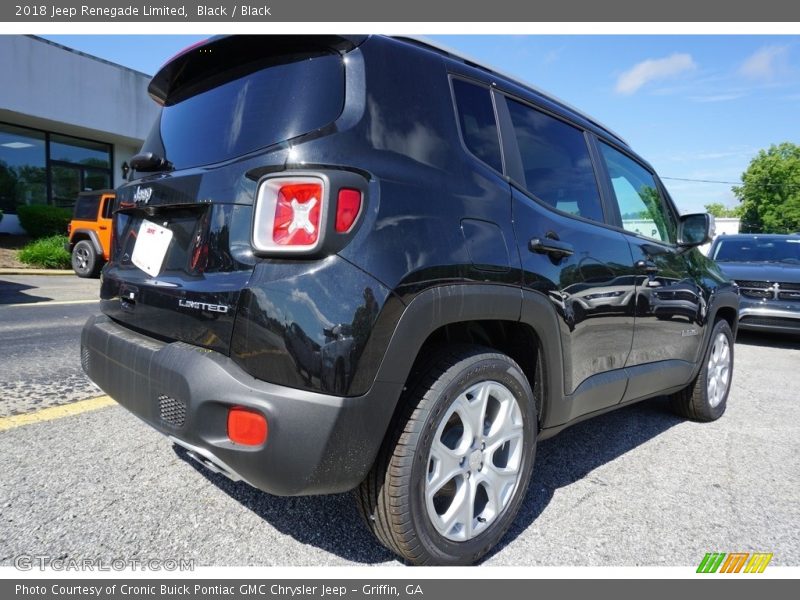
[[66, 190, 115, 278]]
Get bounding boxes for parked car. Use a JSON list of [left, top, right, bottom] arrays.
[[66, 189, 115, 277], [81, 35, 739, 565], [708, 233, 800, 334]]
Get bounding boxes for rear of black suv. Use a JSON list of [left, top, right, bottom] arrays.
[[82, 35, 406, 496], [82, 34, 738, 565]]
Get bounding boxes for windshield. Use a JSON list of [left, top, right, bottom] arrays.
[[141, 52, 345, 170], [712, 238, 800, 263]]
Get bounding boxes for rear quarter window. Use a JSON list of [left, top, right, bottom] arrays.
[[452, 78, 503, 173]]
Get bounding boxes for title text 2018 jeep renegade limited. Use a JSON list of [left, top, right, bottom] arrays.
[[81, 35, 739, 565]]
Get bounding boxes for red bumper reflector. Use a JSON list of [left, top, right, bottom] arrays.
[[227, 407, 268, 446], [335, 188, 362, 233]]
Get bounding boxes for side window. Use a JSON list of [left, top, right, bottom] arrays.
[[102, 197, 114, 219], [73, 195, 99, 220], [598, 142, 676, 243], [452, 78, 503, 173], [506, 98, 604, 223]]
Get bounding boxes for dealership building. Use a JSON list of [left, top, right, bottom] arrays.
[[0, 35, 158, 234]]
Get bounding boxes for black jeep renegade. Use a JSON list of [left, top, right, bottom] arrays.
[[81, 35, 739, 565]]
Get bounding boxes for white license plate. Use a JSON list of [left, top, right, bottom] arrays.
[[131, 219, 173, 277]]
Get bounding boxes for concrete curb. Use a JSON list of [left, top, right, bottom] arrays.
[[0, 268, 74, 276]]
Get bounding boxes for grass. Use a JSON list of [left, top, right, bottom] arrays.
[[17, 235, 71, 269]]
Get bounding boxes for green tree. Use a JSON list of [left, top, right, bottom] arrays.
[[704, 202, 742, 218], [733, 142, 800, 233]]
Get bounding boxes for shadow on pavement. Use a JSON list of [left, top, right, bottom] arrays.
[[0, 279, 52, 304], [488, 397, 682, 560], [176, 396, 682, 564], [173, 445, 396, 564]]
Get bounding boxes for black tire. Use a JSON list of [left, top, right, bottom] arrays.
[[670, 319, 734, 422], [71, 240, 101, 278], [356, 345, 537, 565]]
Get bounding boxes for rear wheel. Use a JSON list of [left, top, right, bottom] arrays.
[[71, 240, 101, 278], [670, 319, 734, 421], [356, 345, 537, 565]]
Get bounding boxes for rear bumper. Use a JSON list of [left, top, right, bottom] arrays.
[[81, 314, 401, 495]]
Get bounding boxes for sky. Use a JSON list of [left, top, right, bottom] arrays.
[[42, 34, 800, 214]]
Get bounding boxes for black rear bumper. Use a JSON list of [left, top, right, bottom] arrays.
[[81, 314, 401, 495]]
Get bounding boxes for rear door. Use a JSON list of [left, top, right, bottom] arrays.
[[593, 138, 706, 400], [496, 93, 637, 419]]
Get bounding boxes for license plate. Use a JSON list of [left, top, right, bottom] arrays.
[[131, 219, 173, 277]]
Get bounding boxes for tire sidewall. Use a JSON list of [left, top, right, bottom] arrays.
[[72, 240, 97, 277], [408, 354, 537, 565]]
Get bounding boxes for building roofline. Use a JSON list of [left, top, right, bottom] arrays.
[[26, 35, 152, 79], [394, 35, 629, 146]]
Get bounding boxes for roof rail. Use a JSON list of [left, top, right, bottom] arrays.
[[393, 35, 629, 147]]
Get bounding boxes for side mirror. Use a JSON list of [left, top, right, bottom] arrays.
[[678, 213, 715, 247]]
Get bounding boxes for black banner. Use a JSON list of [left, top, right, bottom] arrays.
[[3, 0, 800, 22]]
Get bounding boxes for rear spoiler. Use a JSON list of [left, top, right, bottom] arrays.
[[148, 35, 367, 106]]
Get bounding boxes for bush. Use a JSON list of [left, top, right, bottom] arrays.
[[18, 235, 71, 269], [16, 205, 72, 239]]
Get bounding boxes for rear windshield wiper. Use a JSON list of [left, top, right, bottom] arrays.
[[130, 151, 174, 173]]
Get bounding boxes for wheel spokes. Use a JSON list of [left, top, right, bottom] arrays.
[[425, 379, 526, 542], [706, 332, 731, 408], [427, 440, 465, 499]]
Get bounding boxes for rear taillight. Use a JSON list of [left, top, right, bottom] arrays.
[[273, 182, 323, 246], [67, 223, 72, 235], [252, 176, 326, 253], [252, 172, 366, 255]]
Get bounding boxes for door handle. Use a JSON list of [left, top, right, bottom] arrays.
[[529, 237, 574, 258], [635, 259, 659, 274], [99, 226, 108, 230]]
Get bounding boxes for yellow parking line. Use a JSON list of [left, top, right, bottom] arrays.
[[0, 396, 115, 432]]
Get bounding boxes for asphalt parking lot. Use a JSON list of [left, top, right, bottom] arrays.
[[1, 274, 798, 566]]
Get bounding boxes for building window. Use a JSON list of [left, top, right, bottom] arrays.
[[0, 123, 47, 214], [0, 122, 112, 213]]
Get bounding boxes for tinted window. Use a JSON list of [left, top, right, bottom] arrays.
[[452, 79, 503, 172], [506, 99, 604, 222], [73, 194, 99, 220], [102, 196, 114, 219], [142, 54, 344, 170], [598, 142, 676, 243], [712, 237, 800, 263]]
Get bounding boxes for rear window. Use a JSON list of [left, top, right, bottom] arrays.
[[142, 53, 345, 170], [73, 194, 99, 220]]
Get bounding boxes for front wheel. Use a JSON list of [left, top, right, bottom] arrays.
[[356, 345, 537, 565], [670, 319, 734, 422]]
